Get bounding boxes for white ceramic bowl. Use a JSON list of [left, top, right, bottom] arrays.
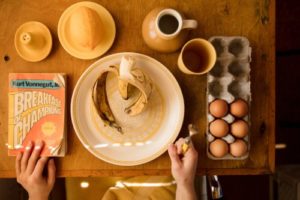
[[71, 52, 184, 166]]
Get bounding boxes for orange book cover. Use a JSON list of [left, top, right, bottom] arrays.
[[8, 73, 66, 156]]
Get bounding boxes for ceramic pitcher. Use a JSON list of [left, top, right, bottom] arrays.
[[142, 8, 198, 53]]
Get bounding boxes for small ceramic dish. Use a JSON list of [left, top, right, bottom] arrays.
[[58, 1, 116, 59], [14, 21, 52, 62]]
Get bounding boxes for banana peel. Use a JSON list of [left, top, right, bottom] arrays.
[[92, 56, 153, 133], [118, 56, 152, 116], [92, 65, 122, 133]]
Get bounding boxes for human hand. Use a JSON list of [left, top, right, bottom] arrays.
[[16, 141, 56, 200], [168, 138, 198, 200]]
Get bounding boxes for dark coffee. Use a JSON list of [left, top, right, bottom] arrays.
[[182, 45, 210, 72], [158, 14, 179, 34]]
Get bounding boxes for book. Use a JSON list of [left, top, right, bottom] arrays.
[[8, 73, 66, 156]]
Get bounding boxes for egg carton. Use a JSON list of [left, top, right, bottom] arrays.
[[206, 36, 252, 160]]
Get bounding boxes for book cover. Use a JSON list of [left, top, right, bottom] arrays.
[[8, 73, 66, 156]]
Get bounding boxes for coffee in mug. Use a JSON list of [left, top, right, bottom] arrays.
[[155, 9, 197, 39], [158, 14, 179, 34], [178, 38, 216, 75]]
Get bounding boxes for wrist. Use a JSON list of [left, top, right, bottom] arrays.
[[176, 177, 195, 188], [176, 183, 197, 200], [29, 194, 49, 200], [177, 182, 195, 192]]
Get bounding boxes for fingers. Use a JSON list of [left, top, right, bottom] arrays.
[[15, 152, 22, 177], [169, 137, 198, 170], [33, 157, 49, 177], [168, 144, 182, 169], [184, 145, 198, 168], [21, 141, 33, 172], [47, 159, 56, 186], [185, 140, 196, 154], [26, 141, 44, 174], [175, 137, 197, 155], [173, 137, 198, 166], [175, 138, 185, 154]]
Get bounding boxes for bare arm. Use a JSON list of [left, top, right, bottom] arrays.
[[168, 138, 198, 200]]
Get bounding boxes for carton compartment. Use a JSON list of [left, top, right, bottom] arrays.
[[228, 60, 250, 77], [228, 80, 250, 99], [208, 80, 223, 97], [228, 38, 247, 57], [210, 61, 225, 77], [211, 38, 225, 56]]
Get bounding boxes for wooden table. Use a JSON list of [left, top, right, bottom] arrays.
[[0, 0, 275, 177]]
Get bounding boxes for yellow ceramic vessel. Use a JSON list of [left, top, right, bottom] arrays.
[[14, 21, 52, 62], [142, 8, 197, 53]]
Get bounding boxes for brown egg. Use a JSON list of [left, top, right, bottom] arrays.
[[209, 139, 228, 158], [230, 99, 248, 118], [231, 120, 249, 138], [230, 139, 248, 157], [209, 99, 228, 118], [209, 119, 229, 137]]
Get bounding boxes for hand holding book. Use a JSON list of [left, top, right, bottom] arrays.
[[15, 140, 56, 200]]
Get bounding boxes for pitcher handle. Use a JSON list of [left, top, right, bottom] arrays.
[[182, 19, 198, 29]]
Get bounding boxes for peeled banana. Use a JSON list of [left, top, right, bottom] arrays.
[[118, 80, 129, 100], [92, 56, 153, 133], [118, 56, 135, 100], [118, 56, 152, 116]]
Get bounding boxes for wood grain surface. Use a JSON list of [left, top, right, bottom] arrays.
[[0, 0, 275, 177]]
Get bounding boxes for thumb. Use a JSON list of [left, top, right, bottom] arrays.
[[47, 159, 56, 186], [168, 144, 182, 168], [184, 146, 198, 167]]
